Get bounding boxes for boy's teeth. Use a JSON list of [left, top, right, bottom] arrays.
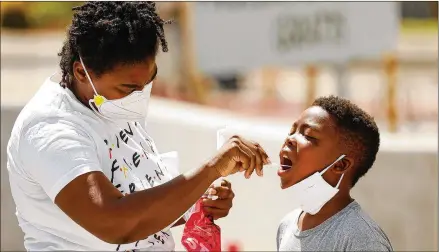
[[281, 165, 292, 170]]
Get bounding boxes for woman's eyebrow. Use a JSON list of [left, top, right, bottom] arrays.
[[119, 65, 158, 88], [120, 83, 140, 89]]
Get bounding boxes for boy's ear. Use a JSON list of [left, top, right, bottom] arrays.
[[333, 157, 354, 174]]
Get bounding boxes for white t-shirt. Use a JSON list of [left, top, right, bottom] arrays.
[[7, 74, 192, 251]]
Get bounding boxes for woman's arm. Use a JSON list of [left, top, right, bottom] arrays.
[[55, 164, 217, 244], [54, 135, 267, 244], [172, 218, 186, 228]]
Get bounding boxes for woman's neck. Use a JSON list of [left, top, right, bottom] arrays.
[[69, 80, 92, 109]]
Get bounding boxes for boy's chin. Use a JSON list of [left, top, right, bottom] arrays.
[[280, 178, 294, 190]]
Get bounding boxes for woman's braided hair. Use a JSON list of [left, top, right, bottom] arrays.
[[58, 1, 172, 87]]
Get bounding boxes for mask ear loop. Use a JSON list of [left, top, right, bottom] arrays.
[[320, 154, 346, 189], [335, 173, 345, 189], [79, 57, 97, 95], [79, 57, 106, 107]]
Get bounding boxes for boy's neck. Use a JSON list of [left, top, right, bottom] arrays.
[[298, 191, 353, 231]]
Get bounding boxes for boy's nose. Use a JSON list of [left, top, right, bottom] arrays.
[[286, 135, 297, 149]]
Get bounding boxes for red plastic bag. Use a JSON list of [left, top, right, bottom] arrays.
[[181, 199, 221, 252]]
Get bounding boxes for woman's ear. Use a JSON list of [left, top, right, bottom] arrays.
[[333, 156, 354, 174], [73, 60, 88, 85]]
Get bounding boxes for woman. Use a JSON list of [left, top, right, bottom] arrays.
[[6, 2, 269, 251]]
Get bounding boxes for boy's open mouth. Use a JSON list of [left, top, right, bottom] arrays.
[[280, 155, 293, 171]]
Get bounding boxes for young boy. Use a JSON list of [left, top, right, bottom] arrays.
[[276, 96, 393, 251]]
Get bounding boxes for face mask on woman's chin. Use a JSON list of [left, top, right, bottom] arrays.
[[289, 154, 346, 215], [79, 57, 152, 123]]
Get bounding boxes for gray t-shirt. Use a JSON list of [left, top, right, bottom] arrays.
[[277, 201, 393, 251]]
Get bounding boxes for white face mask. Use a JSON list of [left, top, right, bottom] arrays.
[[80, 57, 152, 122], [289, 154, 346, 215]]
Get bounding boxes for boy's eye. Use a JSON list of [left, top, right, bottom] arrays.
[[304, 135, 316, 141]]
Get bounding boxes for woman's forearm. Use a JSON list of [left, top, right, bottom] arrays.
[[172, 217, 186, 228], [113, 164, 219, 243]]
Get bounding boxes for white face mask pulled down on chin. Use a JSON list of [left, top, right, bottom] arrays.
[[289, 154, 346, 215], [79, 57, 152, 122]]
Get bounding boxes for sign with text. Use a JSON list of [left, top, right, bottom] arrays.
[[192, 2, 399, 75]]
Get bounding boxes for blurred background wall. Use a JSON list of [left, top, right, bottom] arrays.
[[1, 2, 437, 251]]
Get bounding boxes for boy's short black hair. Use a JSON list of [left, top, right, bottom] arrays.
[[58, 1, 172, 87], [312, 95, 380, 186]]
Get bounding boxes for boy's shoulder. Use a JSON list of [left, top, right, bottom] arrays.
[[332, 202, 393, 251], [339, 202, 386, 235], [277, 202, 393, 251]]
